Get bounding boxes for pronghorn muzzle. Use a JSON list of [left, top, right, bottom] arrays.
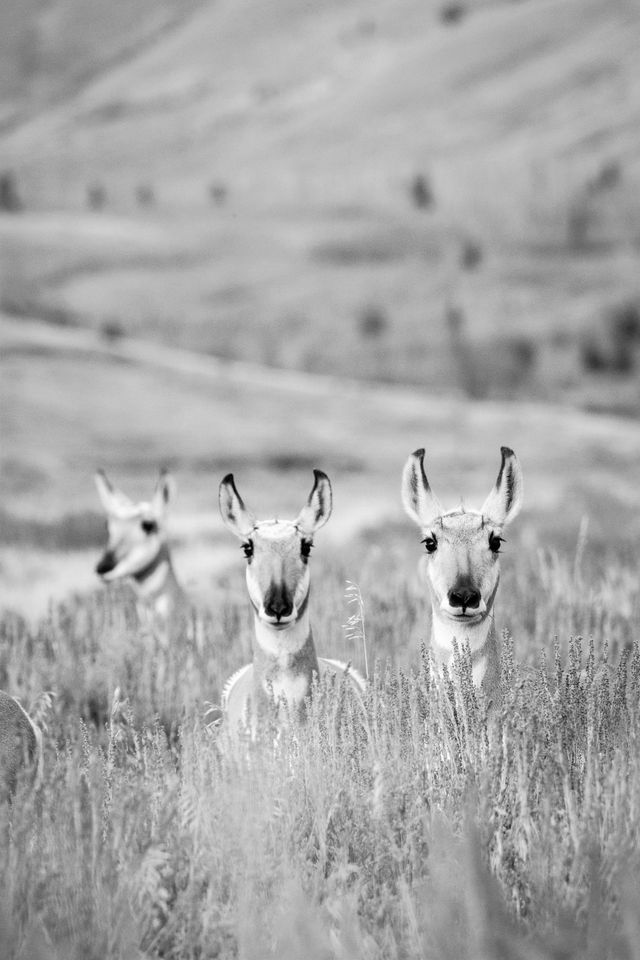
[[263, 581, 295, 624], [447, 578, 482, 614], [95, 550, 117, 577]]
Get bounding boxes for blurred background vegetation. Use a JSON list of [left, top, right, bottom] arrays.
[[1, 0, 640, 610]]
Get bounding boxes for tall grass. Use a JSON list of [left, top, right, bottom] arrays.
[[2, 539, 640, 958]]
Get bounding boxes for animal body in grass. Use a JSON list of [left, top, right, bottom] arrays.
[[219, 469, 365, 739], [0, 691, 42, 800], [402, 446, 523, 695]]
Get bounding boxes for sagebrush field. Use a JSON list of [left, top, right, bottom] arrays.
[[2, 530, 640, 959]]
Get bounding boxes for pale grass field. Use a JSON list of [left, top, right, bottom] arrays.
[[2, 529, 640, 959]]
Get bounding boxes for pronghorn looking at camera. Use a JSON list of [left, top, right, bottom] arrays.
[[402, 446, 523, 694], [219, 470, 365, 738], [0, 691, 42, 800], [94, 469, 188, 645]]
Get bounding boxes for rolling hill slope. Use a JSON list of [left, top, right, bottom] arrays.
[[2, 0, 640, 403], [2, 313, 640, 614]]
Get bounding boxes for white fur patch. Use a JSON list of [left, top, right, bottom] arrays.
[[265, 672, 310, 707]]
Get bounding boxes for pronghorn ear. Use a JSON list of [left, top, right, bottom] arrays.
[[481, 447, 523, 526], [94, 470, 134, 516], [295, 470, 332, 535], [401, 449, 443, 528], [152, 470, 175, 514], [218, 474, 256, 539]]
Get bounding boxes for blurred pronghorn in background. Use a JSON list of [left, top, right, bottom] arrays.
[[402, 446, 523, 695], [0, 691, 42, 801], [94, 469, 189, 647], [218, 470, 365, 739]]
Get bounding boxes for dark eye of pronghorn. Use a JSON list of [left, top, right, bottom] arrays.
[[242, 540, 254, 560], [422, 534, 438, 554], [489, 532, 505, 553], [301, 539, 313, 561], [141, 519, 158, 535]]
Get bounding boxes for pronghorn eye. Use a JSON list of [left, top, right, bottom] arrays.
[[422, 534, 438, 554], [141, 520, 158, 535], [301, 539, 313, 559], [489, 533, 504, 553], [242, 540, 254, 560]]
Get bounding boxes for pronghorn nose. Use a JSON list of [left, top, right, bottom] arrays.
[[448, 585, 481, 610], [95, 551, 117, 576], [263, 583, 294, 621]]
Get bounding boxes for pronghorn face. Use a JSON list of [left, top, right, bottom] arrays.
[[219, 470, 332, 629], [402, 447, 523, 624], [94, 470, 174, 582]]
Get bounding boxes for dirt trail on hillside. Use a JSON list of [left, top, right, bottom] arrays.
[[3, 312, 640, 442]]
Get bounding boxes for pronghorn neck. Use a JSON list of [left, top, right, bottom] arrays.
[[251, 602, 320, 712], [252, 601, 313, 664], [429, 579, 499, 687], [129, 544, 182, 608]]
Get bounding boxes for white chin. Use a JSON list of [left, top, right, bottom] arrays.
[[442, 610, 484, 623], [259, 615, 296, 629]]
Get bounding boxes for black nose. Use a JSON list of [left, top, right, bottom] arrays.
[[263, 582, 294, 621], [448, 585, 481, 610], [95, 551, 117, 576]]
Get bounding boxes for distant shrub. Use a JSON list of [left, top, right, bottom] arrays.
[[358, 305, 388, 339], [100, 318, 125, 342], [313, 236, 404, 265], [506, 334, 537, 379], [136, 184, 155, 207], [87, 182, 106, 210], [439, 2, 466, 24], [410, 174, 433, 210], [567, 197, 591, 250], [209, 182, 228, 205], [581, 300, 640, 374], [589, 159, 621, 193], [610, 299, 640, 343], [460, 238, 483, 270], [446, 303, 537, 398], [581, 337, 609, 373], [0, 171, 23, 212], [445, 303, 485, 398]]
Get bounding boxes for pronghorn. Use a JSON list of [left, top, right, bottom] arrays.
[[402, 446, 523, 694], [0, 691, 42, 800], [94, 469, 188, 645], [218, 470, 365, 738]]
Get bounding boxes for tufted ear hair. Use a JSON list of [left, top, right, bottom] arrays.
[[218, 474, 256, 539], [401, 449, 444, 528], [295, 470, 332, 536], [480, 447, 523, 526], [94, 470, 136, 518], [152, 470, 175, 515]]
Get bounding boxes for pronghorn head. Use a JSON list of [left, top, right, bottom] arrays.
[[219, 470, 332, 630], [402, 447, 523, 625], [94, 470, 174, 582]]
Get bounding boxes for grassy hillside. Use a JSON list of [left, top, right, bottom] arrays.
[[1, 0, 640, 405], [0, 0, 202, 127]]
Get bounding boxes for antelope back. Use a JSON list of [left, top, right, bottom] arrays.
[[0, 691, 41, 799], [221, 658, 365, 739]]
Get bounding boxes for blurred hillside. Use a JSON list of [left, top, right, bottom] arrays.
[[0, 0, 639, 407]]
